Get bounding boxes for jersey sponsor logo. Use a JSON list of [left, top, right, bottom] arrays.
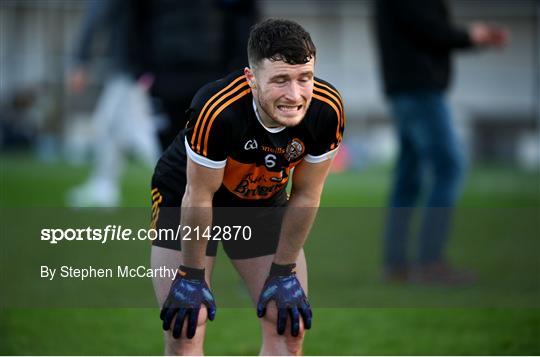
[[244, 139, 258, 151], [233, 174, 286, 198], [270, 169, 288, 183], [223, 157, 293, 200], [285, 138, 305, 162], [261, 145, 286, 154]]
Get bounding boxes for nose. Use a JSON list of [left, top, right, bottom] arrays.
[[284, 82, 302, 102]]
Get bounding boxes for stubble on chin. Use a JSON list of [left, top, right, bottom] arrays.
[[257, 94, 310, 128]]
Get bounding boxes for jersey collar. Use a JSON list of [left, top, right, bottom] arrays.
[[252, 99, 286, 133]]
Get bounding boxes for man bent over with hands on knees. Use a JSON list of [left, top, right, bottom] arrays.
[[150, 18, 345, 355]]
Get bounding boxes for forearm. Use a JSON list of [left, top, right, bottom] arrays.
[[180, 188, 213, 269], [273, 193, 320, 265]]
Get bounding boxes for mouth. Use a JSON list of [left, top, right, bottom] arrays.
[[277, 104, 303, 113]]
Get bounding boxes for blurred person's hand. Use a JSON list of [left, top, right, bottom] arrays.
[[469, 22, 509, 48], [67, 67, 89, 94], [137, 73, 155, 92]]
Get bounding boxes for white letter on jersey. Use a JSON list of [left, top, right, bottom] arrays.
[[244, 139, 258, 151]]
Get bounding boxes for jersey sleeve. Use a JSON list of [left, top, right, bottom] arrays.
[[305, 84, 345, 163], [184, 103, 230, 169]]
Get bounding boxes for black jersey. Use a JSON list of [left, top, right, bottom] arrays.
[[155, 69, 345, 207]]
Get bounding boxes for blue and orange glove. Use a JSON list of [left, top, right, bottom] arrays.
[[160, 265, 216, 339], [256, 263, 312, 337]]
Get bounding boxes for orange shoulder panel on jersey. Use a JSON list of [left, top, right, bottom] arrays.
[[313, 80, 345, 143], [190, 75, 251, 156]]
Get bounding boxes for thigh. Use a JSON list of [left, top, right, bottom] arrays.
[[422, 96, 463, 167], [389, 95, 423, 172], [219, 205, 285, 260], [231, 251, 309, 346], [122, 79, 157, 151], [394, 92, 460, 163], [150, 245, 216, 306], [151, 170, 219, 256], [93, 75, 130, 131]]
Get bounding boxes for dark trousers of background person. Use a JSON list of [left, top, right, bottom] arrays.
[[383, 90, 465, 271]]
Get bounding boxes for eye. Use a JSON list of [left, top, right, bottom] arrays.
[[298, 75, 313, 83]]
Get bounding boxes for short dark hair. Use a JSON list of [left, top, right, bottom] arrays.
[[247, 18, 316, 68]]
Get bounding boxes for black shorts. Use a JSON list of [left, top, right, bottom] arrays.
[[150, 168, 287, 260]]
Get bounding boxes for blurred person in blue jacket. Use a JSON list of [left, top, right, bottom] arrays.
[[374, 0, 508, 284]]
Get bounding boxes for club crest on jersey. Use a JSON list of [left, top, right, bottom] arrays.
[[244, 139, 258, 151], [285, 138, 304, 161]]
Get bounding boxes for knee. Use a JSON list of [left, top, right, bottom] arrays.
[[391, 160, 423, 205], [434, 150, 465, 185], [260, 309, 306, 356], [396, 168, 422, 191], [164, 329, 205, 356], [284, 333, 305, 356], [163, 308, 208, 355], [391, 174, 422, 207]]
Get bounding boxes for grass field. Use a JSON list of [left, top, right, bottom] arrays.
[[0, 152, 539, 355]]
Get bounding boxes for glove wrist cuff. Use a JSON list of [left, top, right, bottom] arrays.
[[269, 263, 296, 277], [178, 265, 205, 280]]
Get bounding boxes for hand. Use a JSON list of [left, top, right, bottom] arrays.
[[256, 263, 312, 337], [137, 73, 155, 92], [67, 67, 88, 94], [469, 22, 509, 48], [160, 266, 216, 339]]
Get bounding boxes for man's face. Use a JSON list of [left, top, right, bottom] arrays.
[[245, 58, 315, 128]]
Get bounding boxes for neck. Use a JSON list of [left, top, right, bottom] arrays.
[[252, 99, 286, 134], [253, 99, 281, 128]]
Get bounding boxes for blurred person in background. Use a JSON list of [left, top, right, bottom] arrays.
[[144, 0, 257, 148], [374, 0, 508, 284], [66, 0, 256, 207], [66, 0, 160, 207], [0, 88, 38, 150]]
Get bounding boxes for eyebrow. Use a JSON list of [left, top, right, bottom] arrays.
[[269, 74, 290, 81], [270, 71, 314, 81], [299, 71, 314, 77]]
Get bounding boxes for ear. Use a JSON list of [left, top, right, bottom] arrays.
[[244, 67, 256, 89]]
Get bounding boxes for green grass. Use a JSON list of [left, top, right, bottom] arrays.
[[1, 308, 538, 355], [0, 152, 539, 355], [1, 153, 538, 208]]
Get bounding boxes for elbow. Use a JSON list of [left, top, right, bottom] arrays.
[[290, 189, 322, 208], [182, 184, 214, 208]]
